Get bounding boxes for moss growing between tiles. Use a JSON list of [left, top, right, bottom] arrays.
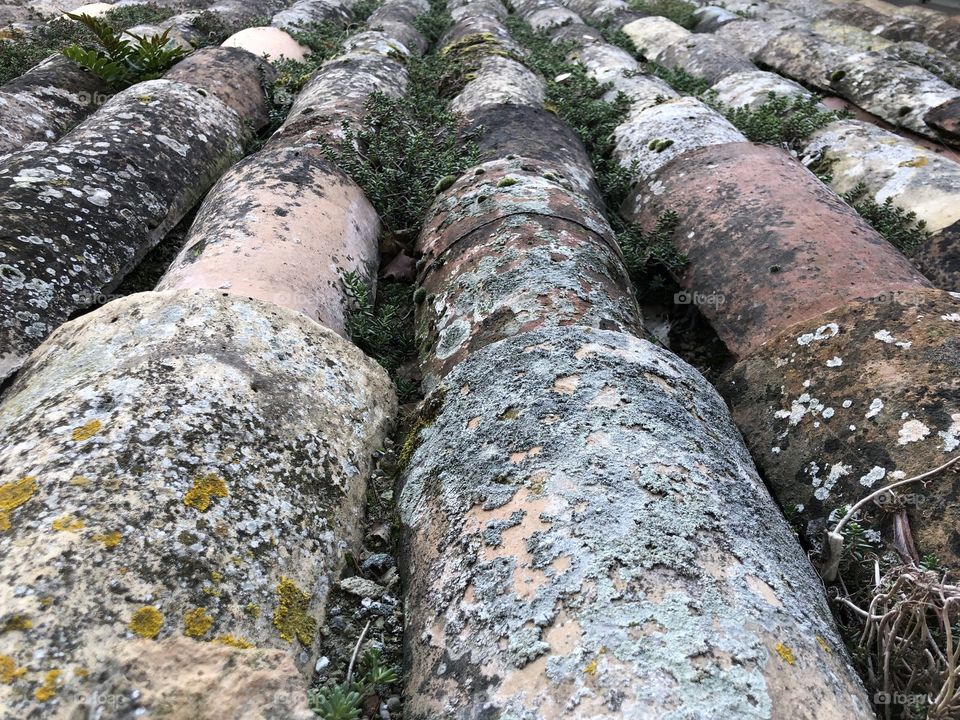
[[257, 3, 384, 145], [319, 0, 481, 405], [342, 273, 417, 402], [318, 50, 479, 231], [628, 0, 698, 29], [602, 26, 711, 95], [842, 183, 932, 254], [706, 91, 847, 152], [506, 19, 687, 294]]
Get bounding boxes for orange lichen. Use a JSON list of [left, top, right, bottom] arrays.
[[184, 608, 214, 638], [34, 669, 60, 701], [129, 606, 163, 638], [0, 655, 26, 684], [215, 634, 253, 649], [775, 642, 795, 665], [91, 530, 122, 548], [183, 473, 228, 512], [71, 420, 102, 442], [273, 577, 316, 645], [51, 514, 85, 532], [0, 476, 37, 531]]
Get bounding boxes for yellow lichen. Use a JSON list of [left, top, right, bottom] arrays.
[[775, 642, 795, 665], [69, 475, 90, 487], [0, 655, 26, 684], [583, 659, 598, 675], [34, 669, 60, 701], [215, 634, 253, 649], [71, 420, 102, 442], [183, 608, 214, 638], [2, 614, 33, 633], [210, 571, 223, 583], [898, 156, 928, 168], [91, 530, 122, 548], [129, 606, 163, 639], [815, 635, 832, 653], [0, 476, 37, 532], [244, 603, 261, 618], [183, 473, 228, 512], [273, 577, 316, 645], [74, 667, 89, 678], [51, 514, 85, 532]]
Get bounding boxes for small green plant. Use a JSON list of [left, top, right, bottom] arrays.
[[647, 61, 710, 95], [98, 4, 175, 30], [628, 0, 698, 29], [342, 272, 416, 374], [896, 49, 959, 89], [0, 5, 175, 84], [319, 51, 480, 233], [601, 26, 710, 96], [62, 13, 185, 88], [187, 10, 234, 47], [842, 183, 931, 254], [254, 2, 383, 146], [308, 646, 399, 720], [1, 18, 91, 84], [707, 92, 845, 152]]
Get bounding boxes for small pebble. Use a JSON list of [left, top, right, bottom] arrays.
[[362, 553, 395, 574], [339, 575, 386, 598]]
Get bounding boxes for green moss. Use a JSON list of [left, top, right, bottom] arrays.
[[706, 91, 847, 152], [506, 18, 687, 295], [397, 390, 447, 472], [842, 183, 931, 254], [273, 577, 316, 645], [628, 0, 698, 29]]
